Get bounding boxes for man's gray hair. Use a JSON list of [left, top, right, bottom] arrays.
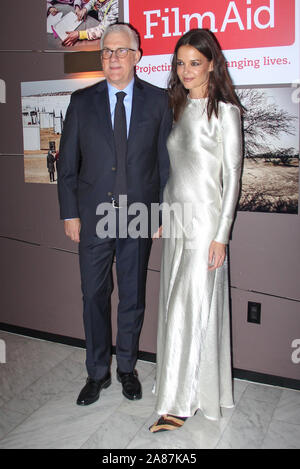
[[100, 24, 140, 50]]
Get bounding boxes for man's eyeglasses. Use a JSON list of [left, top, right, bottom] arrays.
[[100, 48, 136, 59]]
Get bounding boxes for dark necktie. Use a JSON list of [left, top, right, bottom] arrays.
[[113, 91, 127, 204]]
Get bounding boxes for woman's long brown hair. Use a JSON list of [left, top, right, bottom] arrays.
[[168, 29, 244, 121]]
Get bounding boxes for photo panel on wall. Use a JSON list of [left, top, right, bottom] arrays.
[[21, 76, 105, 184], [46, 0, 119, 51]]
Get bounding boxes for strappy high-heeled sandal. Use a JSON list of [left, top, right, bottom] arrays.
[[149, 414, 187, 433]]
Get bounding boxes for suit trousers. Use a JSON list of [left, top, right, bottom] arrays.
[[79, 211, 153, 381]]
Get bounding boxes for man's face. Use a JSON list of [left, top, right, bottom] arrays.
[[101, 32, 141, 89]]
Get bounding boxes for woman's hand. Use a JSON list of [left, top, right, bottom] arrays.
[[208, 240, 226, 271], [152, 225, 163, 240]]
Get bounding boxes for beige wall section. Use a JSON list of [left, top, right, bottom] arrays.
[[0, 0, 299, 383], [0, 237, 84, 339], [230, 211, 300, 300], [231, 289, 300, 380]]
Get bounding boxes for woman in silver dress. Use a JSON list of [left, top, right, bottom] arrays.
[[150, 29, 244, 433]]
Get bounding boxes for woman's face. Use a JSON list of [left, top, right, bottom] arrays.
[[176, 45, 213, 98]]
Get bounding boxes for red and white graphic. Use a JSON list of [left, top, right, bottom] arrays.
[[126, 0, 294, 55], [124, 0, 299, 86]]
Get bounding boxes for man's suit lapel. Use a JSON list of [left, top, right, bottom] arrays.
[[94, 80, 115, 154], [127, 79, 145, 154]]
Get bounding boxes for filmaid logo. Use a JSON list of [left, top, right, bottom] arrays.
[[127, 0, 295, 55]]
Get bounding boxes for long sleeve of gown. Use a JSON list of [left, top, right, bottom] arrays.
[[214, 104, 242, 245]]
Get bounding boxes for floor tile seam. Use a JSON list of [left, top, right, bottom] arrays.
[[124, 415, 155, 450], [259, 396, 280, 449], [0, 392, 14, 408], [212, 405, 238, 449], [240, 395, 283, 406], [0, 370, 82, 444], [51, 353, 88, 386], [0, 370, 52, 416], [2, 345, 80, 401], [20, 346, 82, 390], [140, 366, 156, 382], [0, 400, 30, 419], [270, 417, 300, 426], [234, 392, 284, 408], [0, 394, 116, 449], [3, 343, 77, 393], [0, 350, 75, 402], [78, 400, 128, 449], [210, 390, 246, 448], [0, 351, 85, 441], [213, 382, 276, 449], [0, 401, 32, 445], [236, 392, 280, 450], [0, 409, 35, 444]]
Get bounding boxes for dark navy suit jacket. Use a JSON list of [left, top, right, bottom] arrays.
[[57, 77, 172, 240]]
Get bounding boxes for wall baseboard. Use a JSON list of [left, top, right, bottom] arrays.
[[1, 322, 299, 391], [233, 368, 300, 391]]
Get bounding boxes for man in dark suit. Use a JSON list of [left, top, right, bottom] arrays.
[[57, 23, 172, 406]]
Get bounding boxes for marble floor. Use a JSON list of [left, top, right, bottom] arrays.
[[0, 330, 299, 449]]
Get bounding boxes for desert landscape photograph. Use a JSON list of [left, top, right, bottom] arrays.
[[237, 86, 299, 214]]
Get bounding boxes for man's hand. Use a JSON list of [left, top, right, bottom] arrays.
[[64, 218, 81, 243], [62, 30, 80, 46], [208, 240, 226, 271]]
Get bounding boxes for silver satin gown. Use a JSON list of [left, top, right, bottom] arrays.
[[154, 97, 242, 420]]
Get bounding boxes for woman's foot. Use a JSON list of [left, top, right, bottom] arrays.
[[149, 414, 187, 433]]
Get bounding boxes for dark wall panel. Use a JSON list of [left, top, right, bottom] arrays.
[[0, 156, 72, 249], [0, 2, 47, 51], [0, 156, 43, 243], [0, 236, 160, 354], [0, 238, 83, 338]]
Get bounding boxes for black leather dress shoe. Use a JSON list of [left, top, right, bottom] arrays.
[[117, 369, 142, 400], [77, 372, 111, 406]]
